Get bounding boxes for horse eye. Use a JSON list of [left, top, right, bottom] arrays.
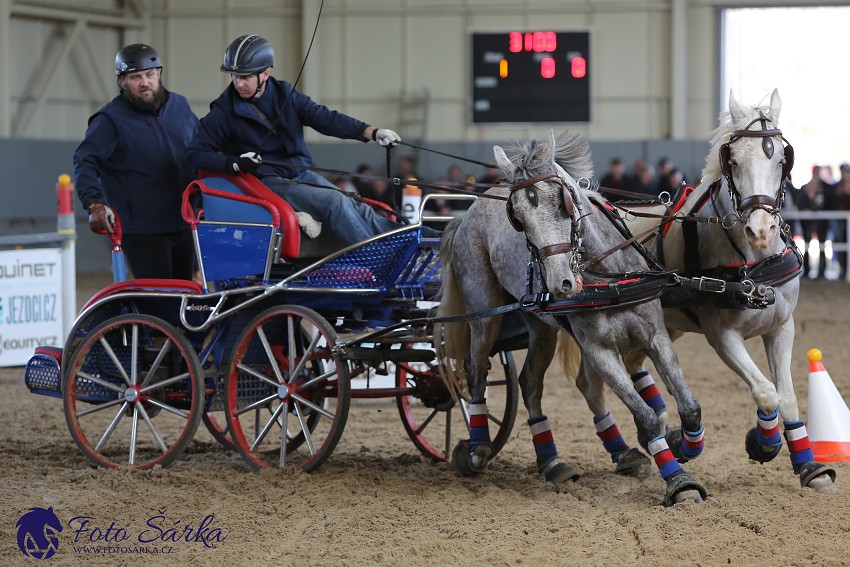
[[525, 187, 539, 207]]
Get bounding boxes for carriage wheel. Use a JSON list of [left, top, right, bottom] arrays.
[[62, 314, 204, 469], [202, 410, 236, 451], [396, 349, 519, 462], [224, 305, 350, 472]]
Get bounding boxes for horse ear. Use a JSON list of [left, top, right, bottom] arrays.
[[493, 145, 515, 179], [728, 89, 745, 122], [769, 88, 782, 123], [543, 129, 557, 162]]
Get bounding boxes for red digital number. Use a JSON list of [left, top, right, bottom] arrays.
[[571, 56, 586, 78], [541, 57, 555, 79], [509, 32, 522, 53]]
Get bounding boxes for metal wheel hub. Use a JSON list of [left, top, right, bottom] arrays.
[[124, 387, 141, 403]]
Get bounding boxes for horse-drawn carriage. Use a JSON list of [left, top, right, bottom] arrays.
[[23, 169, 521, 472], [22, 89, 838, 502]]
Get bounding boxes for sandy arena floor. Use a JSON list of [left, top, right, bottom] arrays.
[[1, 275, 849, 566]]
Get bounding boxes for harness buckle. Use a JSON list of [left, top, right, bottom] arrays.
[[696, 276, 727, 293]]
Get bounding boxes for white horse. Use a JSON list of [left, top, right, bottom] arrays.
[[559, 89, 836, 493]]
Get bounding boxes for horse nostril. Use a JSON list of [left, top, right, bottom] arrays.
[[562, 279, 573, 293]]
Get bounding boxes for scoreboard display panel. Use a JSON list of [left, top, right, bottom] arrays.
[[471, 31, 590, 123]]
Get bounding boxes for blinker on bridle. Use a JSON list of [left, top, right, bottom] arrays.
[[718, 111, 795, 219], [505, 171, 583, 268]]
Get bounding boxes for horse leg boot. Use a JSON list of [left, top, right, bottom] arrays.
[[643, 346, 706, 464], [522, 322, 580, 483], [623, 352, 670, 433], [631, 371, 670, 433], [745, 407, 783, 463], [453, 352, 495, 476], [631, 389, 707, 505], [783, 421, 837, 492], [576, 360, 650, 477]]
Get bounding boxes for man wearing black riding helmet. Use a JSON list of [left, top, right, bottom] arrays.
[[186, 34, 419, 246], [73, 43, 199, 279]]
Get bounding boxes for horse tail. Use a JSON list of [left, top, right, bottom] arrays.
[[556, 331, 581, 381], [434, 217, 470, 401]]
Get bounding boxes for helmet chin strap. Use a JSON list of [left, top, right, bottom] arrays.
[[247, 72, 266, 101]]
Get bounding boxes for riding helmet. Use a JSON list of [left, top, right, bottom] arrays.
[[114, 44, 162, 76], [221, 35, 274, 74]]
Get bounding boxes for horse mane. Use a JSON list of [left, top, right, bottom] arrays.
[[506, 130, 594, 184], [701, 96, 779, 182]]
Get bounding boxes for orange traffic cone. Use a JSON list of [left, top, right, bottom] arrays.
[[807, 348, 850, 462]]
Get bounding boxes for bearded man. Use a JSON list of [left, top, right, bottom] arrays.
[[73, 44, 199, 279]]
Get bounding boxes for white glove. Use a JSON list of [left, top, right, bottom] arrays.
[[104, 206, 116, 234], [231, 152, 262, 174], [296, 211, 322, 239], [374, 128, 401, 147]]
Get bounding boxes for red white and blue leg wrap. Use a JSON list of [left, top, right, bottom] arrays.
[[680, 425, 705, 460], [469, 398, 491, 448], [783, 420, 815, 473], [528, 415, 558, 467], [648, 434, 685, 481], [594, 412, 629, 460], [632, 370, 668, 418], [756, 408, 782, 450]]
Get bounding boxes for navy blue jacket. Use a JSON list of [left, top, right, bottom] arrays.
[[73, 91, 199, 234], [186, 77, 368, 179]]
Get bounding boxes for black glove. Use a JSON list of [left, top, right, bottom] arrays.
[[230, 152, 262, 174]]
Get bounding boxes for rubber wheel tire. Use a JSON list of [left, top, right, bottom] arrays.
[[397, 349, 518, 462], [224, 305, 350, 472], [62, 313, 204, 469]]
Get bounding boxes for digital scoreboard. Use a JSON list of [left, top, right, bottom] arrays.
[[471, 31, 590, 123]]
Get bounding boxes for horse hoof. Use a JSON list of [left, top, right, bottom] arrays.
[[541, 458, 581, 484], [663, 472, 709, 507], [799, 461, 837, 493], [451, 440, 492, 477], [614, 447, 652, 478], [744, 427, 781, 463]]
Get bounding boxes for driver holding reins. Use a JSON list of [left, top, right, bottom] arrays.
[[186, 34, 414, 245]]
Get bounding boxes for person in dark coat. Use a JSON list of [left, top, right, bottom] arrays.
[[73, 43, 199, 279], [186, 34, 411, 246]]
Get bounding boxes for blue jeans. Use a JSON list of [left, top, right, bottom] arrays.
[[263, 171, 402, 246]]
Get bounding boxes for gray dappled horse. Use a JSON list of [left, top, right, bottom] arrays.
[[437, 130, 707, 505], [559, 89, 837, 493]]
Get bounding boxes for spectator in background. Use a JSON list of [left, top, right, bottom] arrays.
[[655, 156, 676, 194], [795, 165, 829, 279], [425, 163, 466, 216], [629, 163, 658, 197], [352, 163, 394, 210], [599, 157, 628, 200], [74, 43, 199, 280], [626, 159, 648, 191], [831, 163, 850, 279], [477, 165, 502, 186], [662, 168, 686, 196]]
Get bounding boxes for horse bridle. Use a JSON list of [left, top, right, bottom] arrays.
[[718, 112, 794, 219], [505, 170, 584, 269]]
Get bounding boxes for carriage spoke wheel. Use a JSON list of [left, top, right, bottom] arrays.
[[62, 314, 204, 469], [224, 305, 350, 472], [396, 349, 518, 462]]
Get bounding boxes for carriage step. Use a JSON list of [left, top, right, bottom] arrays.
[[24, 347, 63, 397], [345, 346, 435, 364]]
